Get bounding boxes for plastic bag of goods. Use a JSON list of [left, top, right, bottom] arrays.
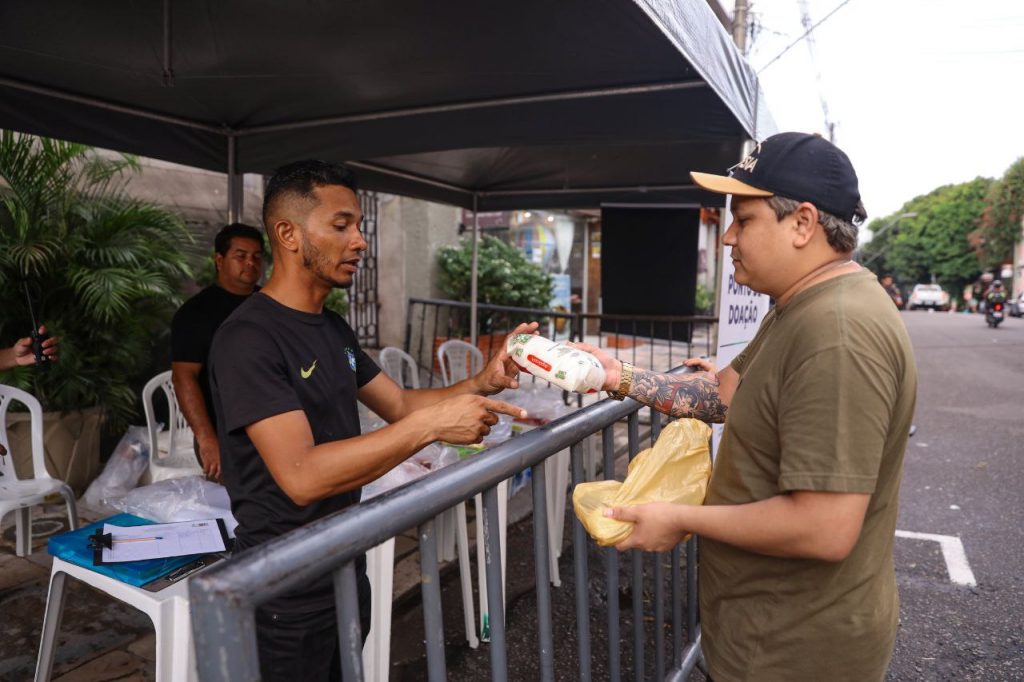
[[506, 334, 606, 394], [80, 426, 151, 513], [111, 475, 239, 537], [573, 419, 712, 547]]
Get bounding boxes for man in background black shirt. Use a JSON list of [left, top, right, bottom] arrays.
[[209, 160, 532, 681], [171, 223, 264, 480]]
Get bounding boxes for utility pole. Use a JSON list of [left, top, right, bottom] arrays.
[[798, 0, 836, 142], [733, 0, 749, 54]]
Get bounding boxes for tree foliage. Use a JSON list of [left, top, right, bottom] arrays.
[[438, 236, 554, 308], [437, 236, 553, 333], [979, 156, 1024, 270], [860, 177, 992, 295], [0, 132, 192, 429]]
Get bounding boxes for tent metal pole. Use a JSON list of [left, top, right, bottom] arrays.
[[236, 80, 707, 136], [485, 183, 696, 198], [227, 135, 241, 224], [470, 195, 480, 346], [599, 202, 702, 209], [346, 161, 474, 200], [162, 0, 175, 87], [0, 76, 224, 134]]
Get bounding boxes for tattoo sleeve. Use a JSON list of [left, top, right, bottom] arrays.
[[628, 368, 728, 423]]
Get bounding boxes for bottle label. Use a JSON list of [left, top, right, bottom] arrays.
[[527, 355, 552, 372]]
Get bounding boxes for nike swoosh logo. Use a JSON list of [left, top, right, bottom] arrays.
[[300, 359, 318, 379]]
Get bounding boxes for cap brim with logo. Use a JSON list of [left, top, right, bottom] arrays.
[[689, 132, 863, 224], [689, 172, 774, 198]]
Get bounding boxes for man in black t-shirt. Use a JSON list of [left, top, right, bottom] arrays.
[[171, 223, 264, 480], [208, 160, 533, 682]]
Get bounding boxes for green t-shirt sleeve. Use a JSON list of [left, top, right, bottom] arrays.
[[729, 344, 752, 374], [777, 346, 898, 494]]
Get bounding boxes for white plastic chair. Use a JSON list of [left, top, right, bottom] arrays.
[[437, 339, 483, 388], [36, 556, 200, 682], [369, 347, 478, 668], [379, 346, 420, 389], [0, 384, 79, 557], [362, 538, 396, 681], [437, 340, 512, 638], [142, 371, 203, 482]]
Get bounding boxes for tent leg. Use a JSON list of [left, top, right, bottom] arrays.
[[469, 194, 480, 346], [227, 135, 242, 224]]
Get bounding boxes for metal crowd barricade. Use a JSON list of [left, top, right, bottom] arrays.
[[403, 297, 717, 388], [190, 368, 704, 681]]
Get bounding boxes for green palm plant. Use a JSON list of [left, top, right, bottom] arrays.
[[0, 131, 192, 430]]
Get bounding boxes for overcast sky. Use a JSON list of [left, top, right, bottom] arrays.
[[745, 0, 1024, 232]]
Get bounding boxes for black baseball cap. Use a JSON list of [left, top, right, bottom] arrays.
[[690, 132, 864, 223]]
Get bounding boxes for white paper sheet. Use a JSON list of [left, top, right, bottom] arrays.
[[101, 520, 226, 563]]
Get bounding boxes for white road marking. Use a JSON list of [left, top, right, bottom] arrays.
[[896, 529, 977, 587]]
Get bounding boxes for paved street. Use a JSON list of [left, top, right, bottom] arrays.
[[887, 310, 1024, 680]]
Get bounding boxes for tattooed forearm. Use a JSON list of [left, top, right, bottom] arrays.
[[628, 368, 728, 423]]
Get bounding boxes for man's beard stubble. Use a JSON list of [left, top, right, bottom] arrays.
[[301, 229, 353, 290]]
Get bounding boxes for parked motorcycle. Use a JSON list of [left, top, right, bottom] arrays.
[[985, 293, 1006, 328]]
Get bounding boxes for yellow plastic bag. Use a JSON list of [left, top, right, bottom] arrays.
[[572, 419, 712, 547]]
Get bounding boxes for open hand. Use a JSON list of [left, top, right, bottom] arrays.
[[566, 340, 620, 391], [475, 321, 540, 395]]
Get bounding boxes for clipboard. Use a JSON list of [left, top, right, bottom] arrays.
[[49, 514, 224, 588], [88, 518, 230, 565], [140, 552, 226, 592]]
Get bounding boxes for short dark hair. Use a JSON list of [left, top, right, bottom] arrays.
[[214, 223, 263, 256], [262, 160, 359, 229]]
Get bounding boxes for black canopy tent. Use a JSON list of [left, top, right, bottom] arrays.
[[0, 0, 773, 210], [0, 0, 774, 336]]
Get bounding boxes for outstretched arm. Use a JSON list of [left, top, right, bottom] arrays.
[[626, 364, 735, 423], [360, 321, 539, 423], [605, 491, 870, 562], [246, 394, 527, 505], [570, 344, 738, 423]]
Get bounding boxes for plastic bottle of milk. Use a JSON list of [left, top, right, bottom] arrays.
[[506, 334, 607, 394]]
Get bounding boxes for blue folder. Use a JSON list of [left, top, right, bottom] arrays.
[[48, 513, 204, 587]]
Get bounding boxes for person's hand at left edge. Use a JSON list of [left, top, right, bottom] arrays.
[[474, 321, 540, 395], [3, 325, 58, 369]]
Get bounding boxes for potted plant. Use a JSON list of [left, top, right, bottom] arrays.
[[435, 236, 554, 364], [0, 132, 192, 493]]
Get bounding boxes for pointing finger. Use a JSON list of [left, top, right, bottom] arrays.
[[480, 398, 527, 420]]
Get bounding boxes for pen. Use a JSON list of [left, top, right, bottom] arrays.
[[112, 536, 164, 543]]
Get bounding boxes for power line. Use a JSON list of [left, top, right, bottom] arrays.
[[756, 0, 856, 74], [795, 0, 835, 141]]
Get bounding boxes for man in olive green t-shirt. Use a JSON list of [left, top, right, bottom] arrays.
[[579, 133, 917, 681]]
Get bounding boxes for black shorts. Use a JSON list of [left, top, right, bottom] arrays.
[[255, 575, 372, 682]]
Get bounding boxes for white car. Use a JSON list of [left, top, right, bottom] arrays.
[[906, 284, 950, 311]]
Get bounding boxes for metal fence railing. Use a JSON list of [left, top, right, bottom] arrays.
[[189, 369, 705, 681], [404, 297, 717, 389]]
